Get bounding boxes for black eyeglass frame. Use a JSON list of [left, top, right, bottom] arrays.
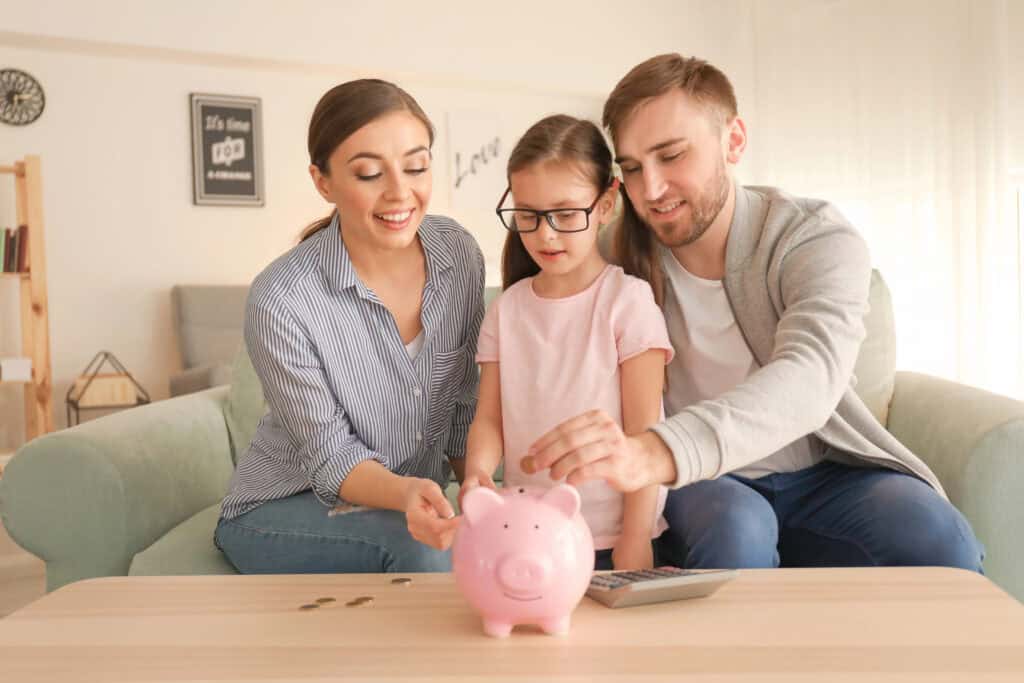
[[494, 185, 608, 234]]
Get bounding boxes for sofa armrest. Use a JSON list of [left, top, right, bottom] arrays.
[[0, 386, 235, 591], [888, 371, 1024, 601], [169, 363, 233, 397]]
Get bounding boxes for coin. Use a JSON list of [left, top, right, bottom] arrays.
[[315, 597, 336, 604], [520, 455, 538, 474], [391, 578, 412, 586], [346, 596, 374, 607], [298, 603, 320, 611]]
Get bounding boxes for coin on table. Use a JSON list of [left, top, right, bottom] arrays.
[[391, 578, 412, 586], [346, 596, 374, 607]]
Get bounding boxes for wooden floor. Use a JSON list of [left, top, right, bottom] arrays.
[[0, 513, 45, 617]]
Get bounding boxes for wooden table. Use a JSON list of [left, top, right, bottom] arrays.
[[1, 567, 1022, 682]]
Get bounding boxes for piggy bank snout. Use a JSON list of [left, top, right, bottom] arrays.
[[497, 555, 552, 593]]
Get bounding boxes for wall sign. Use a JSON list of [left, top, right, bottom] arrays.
[[190, 93, 264, 206]]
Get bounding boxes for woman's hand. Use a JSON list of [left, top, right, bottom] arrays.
[[458, 468, 498, 509], [611, 534, 655, 571], [403, 478, 459, 551]]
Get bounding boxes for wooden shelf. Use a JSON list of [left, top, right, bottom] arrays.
[[1, 156, 53, 444]]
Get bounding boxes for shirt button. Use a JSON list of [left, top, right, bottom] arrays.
[[416, 432, 423, 442], [413, 387, 421, 397]]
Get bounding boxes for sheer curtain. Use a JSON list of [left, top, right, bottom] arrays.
[[744, 0, 1018, 397]]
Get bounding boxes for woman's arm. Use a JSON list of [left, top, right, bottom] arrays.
[[339, 462, 458, 550], [614, 349, 667, 569], [446, 243, 488, 465], [247, 297, 456, 548]]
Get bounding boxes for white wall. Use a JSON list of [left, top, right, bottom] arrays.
[[1012, 0, 1024, 172], [0, 0, 756, 441]]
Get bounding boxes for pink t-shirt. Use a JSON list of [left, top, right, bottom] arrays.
[[476, 265, 674, 549]]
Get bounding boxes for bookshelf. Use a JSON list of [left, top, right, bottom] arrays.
[[0, 156, 53, 456]]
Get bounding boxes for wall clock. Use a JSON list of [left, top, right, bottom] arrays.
[[0, 68, 46, 126]]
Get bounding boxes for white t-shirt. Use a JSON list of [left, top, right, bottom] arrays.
[[660, 248, 825, 478], [404, 331, 424, 359]]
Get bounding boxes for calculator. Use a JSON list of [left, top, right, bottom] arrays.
[[585, 567, 737, 608]]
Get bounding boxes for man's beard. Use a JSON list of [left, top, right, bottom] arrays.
[[649, 157, 730, 249]]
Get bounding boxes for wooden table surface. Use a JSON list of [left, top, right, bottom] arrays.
[[1, 567, 1022, 682]]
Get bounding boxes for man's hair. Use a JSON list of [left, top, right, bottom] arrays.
[[602, 53, 738, 142], [600, 55, 737, 311]]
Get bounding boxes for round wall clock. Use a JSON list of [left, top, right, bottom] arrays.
[[0, 68, 46, 126]]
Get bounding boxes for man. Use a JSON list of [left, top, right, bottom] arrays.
[[525, 54, 982, 570]]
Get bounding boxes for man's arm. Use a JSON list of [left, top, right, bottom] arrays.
[[527, 220, 869, 492], [652, 224, 871, 487]]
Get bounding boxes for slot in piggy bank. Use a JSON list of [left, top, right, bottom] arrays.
[[453, 484, 595, 638]]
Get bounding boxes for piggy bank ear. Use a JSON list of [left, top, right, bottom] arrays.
[[462, 487, 505, 526], [540, 484, 581, 518]]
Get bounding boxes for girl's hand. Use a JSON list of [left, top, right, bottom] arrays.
[[458, 469, 498, 510], [611, 534, 655, 571], [403, 478, 459, 551]]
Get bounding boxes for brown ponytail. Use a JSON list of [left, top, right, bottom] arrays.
[[613, 189, 665, 307]]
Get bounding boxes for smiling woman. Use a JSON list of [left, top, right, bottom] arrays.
[[214, 79, 487, 575]]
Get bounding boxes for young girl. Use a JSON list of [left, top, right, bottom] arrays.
[[461, 115, 673, 570]]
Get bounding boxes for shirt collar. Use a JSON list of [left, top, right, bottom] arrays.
[[319, 213, 454, 294]]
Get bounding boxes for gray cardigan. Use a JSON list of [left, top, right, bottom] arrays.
[[644, 185, 945, 496]]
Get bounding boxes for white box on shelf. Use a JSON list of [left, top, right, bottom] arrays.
[[0, 357, 32, 382]]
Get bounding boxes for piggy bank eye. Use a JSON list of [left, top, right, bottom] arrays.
[[503, 523, 508, 529], [534, 524, 539, 530], [518, 488, 525, 493]]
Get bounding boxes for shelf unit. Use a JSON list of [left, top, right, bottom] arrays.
[[1, 155, 54, 451]]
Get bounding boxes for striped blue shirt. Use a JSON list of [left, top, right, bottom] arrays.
[[220, 214, 485, 520]]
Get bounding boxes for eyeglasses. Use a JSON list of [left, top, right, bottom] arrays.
[[495, 186, 604, 234]]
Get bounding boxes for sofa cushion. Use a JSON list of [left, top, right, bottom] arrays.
[[852, 270, 897, 427], [224, 345, 267, 464], [171, 285, 249, 369], [129, 503, 237, 576]]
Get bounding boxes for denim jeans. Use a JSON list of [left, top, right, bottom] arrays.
[[659, 460, 984, 571], [214, 491, 451, 573]]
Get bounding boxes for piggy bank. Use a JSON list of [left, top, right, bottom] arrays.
[[453, 484, 595, 638]]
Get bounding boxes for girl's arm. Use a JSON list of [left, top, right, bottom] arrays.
[[614, 349, 667, 569], [463, 362, 503, 491]]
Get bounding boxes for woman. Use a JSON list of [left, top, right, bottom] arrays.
[[215, 79, 485, 573]]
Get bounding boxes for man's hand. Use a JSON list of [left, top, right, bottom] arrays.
[[612, 534, 655, 571], [521, 410, 677, 491], [403, 478, 459, 551]]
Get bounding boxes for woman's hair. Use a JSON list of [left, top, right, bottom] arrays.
[[501, 115, 613, 290], [300, 79, 434, 242]]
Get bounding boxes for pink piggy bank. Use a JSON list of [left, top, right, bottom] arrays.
[[453, 484, 595, 638]]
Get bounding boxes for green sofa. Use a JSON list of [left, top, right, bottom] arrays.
[[2, 273, 1023, 601]]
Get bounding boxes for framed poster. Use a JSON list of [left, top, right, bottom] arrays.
[[190, 93, 264, 206]]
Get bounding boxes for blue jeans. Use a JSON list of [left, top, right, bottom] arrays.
[[660, 460, 984, 571], [214, 491, 451, 573]]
